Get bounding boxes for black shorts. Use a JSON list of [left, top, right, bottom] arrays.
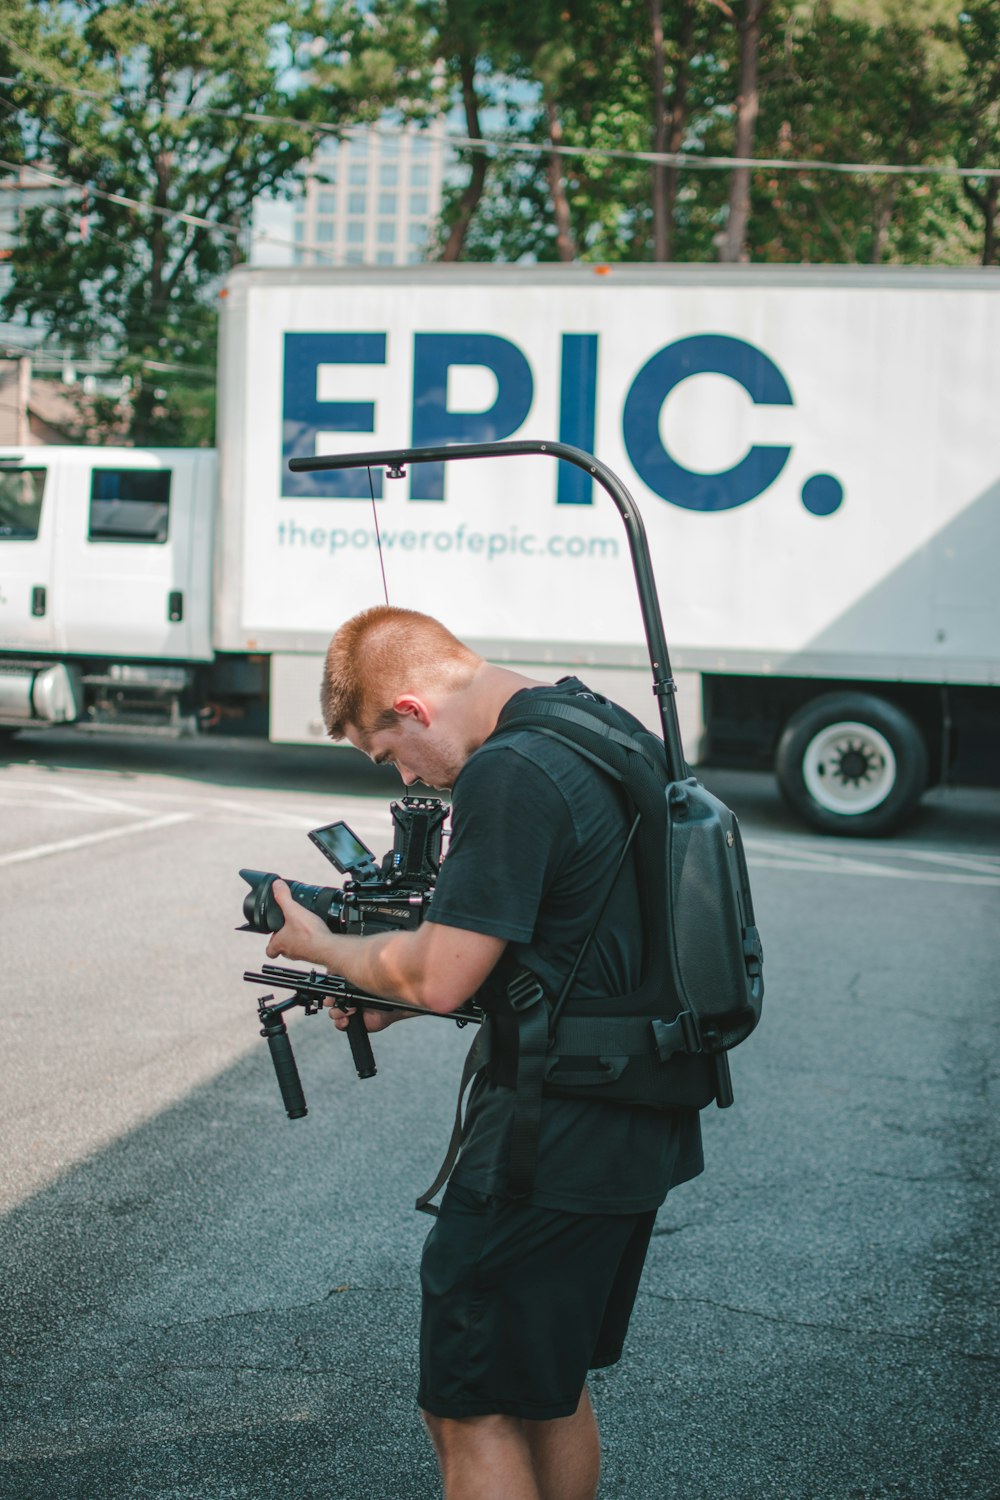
[[418, 1183, 656, 1421]]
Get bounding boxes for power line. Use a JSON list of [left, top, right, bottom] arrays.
[[0, 156, 241, 234], [2, 64, 999, 182], [0, 156, 350, 264]]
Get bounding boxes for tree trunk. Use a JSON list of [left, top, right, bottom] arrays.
[[545, 96, 577, 262], [649, 0, 668, 261], [869, 181, 897, 264], [718, 0, 768, 263], [440, 51, 487, 262], [982, 179, 998, 265], [662, 0, 696, 262]]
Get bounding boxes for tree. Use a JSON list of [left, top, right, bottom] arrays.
[[748, 1, 975, 265], [950, 3, 1000, 264], [649, 0, 702, 260], [708, 0, 775, 262], [1, 0, 337, 443]]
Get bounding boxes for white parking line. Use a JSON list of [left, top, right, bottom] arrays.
[[0, 778, 153, 817], [0, 812, 192, 867], [746, 849, 1000, 886], [40, 782, 155, 816], [744, 835, 1000, 877]]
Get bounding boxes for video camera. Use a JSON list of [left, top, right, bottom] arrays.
[[239, 793, 448, 939], [240, 796, 481, 1119]]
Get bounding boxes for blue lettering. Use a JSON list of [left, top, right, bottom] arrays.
[[622, 334, 793, 512], [557, 334, 599, 505], [282, 333, 386, 498], [410, 334, 533, 500]]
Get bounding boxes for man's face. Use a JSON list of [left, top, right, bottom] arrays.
[[345, 710, 466, 792]]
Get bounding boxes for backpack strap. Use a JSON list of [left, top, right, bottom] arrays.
[[414, 1020, 492, 1216]]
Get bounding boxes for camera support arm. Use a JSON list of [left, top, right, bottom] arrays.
[[287, 440, 686, 782]]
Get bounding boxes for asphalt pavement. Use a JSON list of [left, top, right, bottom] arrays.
[[0, 729, 997, 1500]]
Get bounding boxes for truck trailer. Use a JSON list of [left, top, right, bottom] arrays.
[[0, 262, 997, 835]]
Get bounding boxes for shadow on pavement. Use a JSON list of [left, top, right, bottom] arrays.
[[0, 728, 398, 799]]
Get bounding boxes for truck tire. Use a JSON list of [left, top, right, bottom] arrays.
[[775, 693, 928, 836]]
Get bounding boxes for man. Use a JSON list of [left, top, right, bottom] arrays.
[[265, 605, 703, 1500]]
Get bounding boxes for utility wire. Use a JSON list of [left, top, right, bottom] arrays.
[[1, 65, 999, 182]]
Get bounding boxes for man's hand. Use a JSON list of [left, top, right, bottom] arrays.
[[265, 884, 506, 1018], [265, 880, 337, 967], [326, 1003, 413, 1034]]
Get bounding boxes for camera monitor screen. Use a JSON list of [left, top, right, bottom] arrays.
[[308, 821, 378, 877]]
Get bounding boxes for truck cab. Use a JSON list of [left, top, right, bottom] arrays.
[[0, 446, 216, 733]]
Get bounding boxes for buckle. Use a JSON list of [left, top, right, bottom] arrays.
[[651, 1010, 702, 1062], [743, 925, 763, 978], [506, 971, 546, 1013]]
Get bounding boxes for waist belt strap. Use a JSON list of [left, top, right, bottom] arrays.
[[551, 1014, 699, 1057], [414, 1021, 491, 1217]]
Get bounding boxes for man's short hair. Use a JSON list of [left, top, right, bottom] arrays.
[[321, 605, 482, 740]]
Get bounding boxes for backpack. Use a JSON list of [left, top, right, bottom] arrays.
[[415, 684, 764, 1212]]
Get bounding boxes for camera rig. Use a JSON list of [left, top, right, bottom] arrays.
[[240, 794, 482, 1118]]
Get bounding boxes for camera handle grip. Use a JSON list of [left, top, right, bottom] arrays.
[[345, 1008, 377, 1079], [260, 1009, 308, 1118]]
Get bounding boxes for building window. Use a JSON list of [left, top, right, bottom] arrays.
[[412, 135, 432, 157], [348, 191, 366, 215], [315, 220, 335, 242], [381, 133, 400, 157], [346, 220, 366, 244], [0, 467, 46, 540], [410, 164, 431, 188], [376, 249, 395, 265], [89, 470, 171, 545], [377, 221, 396, 245], [349, 134, 368, 157], [317, 191, 337, 214], [345, 248, 365, 264], [379, 164, 398, 186], [349, 163, 368, 186], [409, 193, 429, 216], [293, 218, 306, 242], [408, 223, 427, 246]]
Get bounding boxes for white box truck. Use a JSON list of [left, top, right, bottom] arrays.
[[1, 263, 997, 834]]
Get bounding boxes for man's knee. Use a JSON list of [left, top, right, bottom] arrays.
[[421, 1408, 524, 1452]]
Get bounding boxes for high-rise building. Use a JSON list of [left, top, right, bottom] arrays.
[[251, 124, 449, 268], [0, 165, 72, 364]]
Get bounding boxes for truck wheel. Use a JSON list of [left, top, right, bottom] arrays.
[[775, 693, 928, 836]]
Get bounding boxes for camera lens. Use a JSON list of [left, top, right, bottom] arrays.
[[239, 870, 344, 933]]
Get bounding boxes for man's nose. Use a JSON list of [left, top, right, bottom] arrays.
[[399, 765, 421, 787]]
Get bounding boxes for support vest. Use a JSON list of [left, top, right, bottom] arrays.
[[415, 687, 764, 1213]]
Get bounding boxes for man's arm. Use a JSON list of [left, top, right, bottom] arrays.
[[264, 878, 506, 1014]]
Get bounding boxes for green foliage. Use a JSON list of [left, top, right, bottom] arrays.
[[2, 0, 341, 442], [742, 3, 976, 263], [1, 0, 996, 411]]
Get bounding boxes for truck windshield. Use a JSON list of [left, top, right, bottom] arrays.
[[0, 467, 46, 539]]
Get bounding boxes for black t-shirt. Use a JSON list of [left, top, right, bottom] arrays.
[[426, 680, 704, 1214]]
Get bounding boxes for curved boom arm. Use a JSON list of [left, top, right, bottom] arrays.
[[288, 439, 685, 779]]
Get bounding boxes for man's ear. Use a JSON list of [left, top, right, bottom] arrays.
[[393, 693, 432, 726]]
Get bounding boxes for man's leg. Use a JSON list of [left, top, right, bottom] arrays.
[[421, 1387, 600, 1500], [524, 1387, 600, 1500], [421, 1411, 540, 1500]]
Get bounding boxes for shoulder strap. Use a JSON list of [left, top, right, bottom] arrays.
[[495, 692, 666, 780]]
